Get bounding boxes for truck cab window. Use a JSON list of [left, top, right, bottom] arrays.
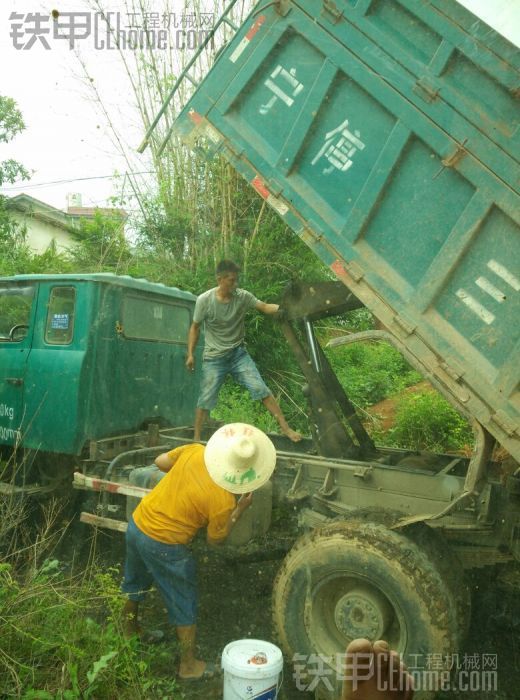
[[45, 287, 76, 345], [0, 285, 34, 342], [122, 296, 189, 343]]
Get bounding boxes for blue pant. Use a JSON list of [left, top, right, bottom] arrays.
[[121, 517, 197, 626], [197, 345, 271, 410]]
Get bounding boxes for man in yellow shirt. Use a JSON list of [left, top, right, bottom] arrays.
[[121, 423, 276, 681]]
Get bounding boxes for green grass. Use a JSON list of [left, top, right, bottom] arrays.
[[0, 558, 181, 699], [325, 340, 422, 409], [385, 390, 474, 452]]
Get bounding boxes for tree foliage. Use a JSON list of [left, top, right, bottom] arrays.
[[0, 95, 30, 186], [0, 95, 31, 273], [69, 211, 132, 271]]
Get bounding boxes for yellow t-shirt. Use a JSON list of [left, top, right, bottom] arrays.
[[133, 443, 235, 545]]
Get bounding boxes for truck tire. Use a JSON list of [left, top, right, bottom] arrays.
[[333, 508, 471, 644], [405, 522, 471, 644], [273, 521, 462, 699]]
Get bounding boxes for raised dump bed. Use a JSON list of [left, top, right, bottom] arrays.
[[143, 0, 520, 461]]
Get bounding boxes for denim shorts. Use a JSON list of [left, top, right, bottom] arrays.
[[197, 345, 271, 410], [121, 517, 197, 626]]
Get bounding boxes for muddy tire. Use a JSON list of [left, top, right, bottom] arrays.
[[273, 520, 463, 699], [405, 522, 471, 644], [335, 508, 471, 645]]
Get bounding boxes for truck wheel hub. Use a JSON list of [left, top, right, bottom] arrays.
[[334, 587, 392, 639]]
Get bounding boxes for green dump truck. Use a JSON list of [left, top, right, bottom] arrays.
[[138, 0, 519, 697], [143, 0, 519, 463], [5, 1, 517, 697]]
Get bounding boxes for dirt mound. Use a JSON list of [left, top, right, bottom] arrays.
[[366, 381, 433, 431]]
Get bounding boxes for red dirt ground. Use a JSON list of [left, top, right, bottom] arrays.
[[365, 381, 433, 431]]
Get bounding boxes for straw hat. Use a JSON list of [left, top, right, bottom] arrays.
[[204, 423, 276, 494]]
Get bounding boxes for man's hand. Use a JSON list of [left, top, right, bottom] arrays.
[[186, 354, 195, 372]]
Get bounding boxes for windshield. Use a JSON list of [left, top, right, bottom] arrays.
[[0, 285, 35, 342]]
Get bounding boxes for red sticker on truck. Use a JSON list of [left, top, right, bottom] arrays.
[[188, 110, 203, 125], [251, 176, 270, 199], [251, 176, 289, 216], [230, 15, 266, 63]]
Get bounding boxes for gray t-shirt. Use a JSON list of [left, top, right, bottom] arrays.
[[193, 287, 259, 357]]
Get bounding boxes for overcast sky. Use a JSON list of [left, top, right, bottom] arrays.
[[1, 0, 157, 212], [0, 0, 518, 214]]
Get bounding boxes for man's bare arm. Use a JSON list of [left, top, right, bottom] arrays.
[[256, 301, 279, 315], [154, 452, 175, 472], [186, 321, 201, 371], [207, 493, 253, 546]]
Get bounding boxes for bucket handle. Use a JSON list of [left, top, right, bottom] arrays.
[[277, 668, 284, 695]]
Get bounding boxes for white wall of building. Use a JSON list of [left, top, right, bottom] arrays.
[[11, 211, 75, 254]]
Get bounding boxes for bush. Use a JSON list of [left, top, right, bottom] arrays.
[[387, 391, 473, 452], [325, 340, 422, 408], [0, 560, 181, 699], [0, 493, 181, 700]]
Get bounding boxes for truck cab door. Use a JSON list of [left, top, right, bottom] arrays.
[[0, 282, 38, 447]]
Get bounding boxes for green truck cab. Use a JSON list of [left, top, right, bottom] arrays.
[[0, 274, 201, 490]]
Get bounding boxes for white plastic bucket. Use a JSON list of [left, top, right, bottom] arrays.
[[222, 639, 283, 700]]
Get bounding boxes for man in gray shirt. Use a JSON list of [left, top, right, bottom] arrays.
[[186, 259, 301, 442]]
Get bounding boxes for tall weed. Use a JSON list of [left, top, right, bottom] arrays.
[[0, 497, 181, 699], [387, 391, 473, 452]]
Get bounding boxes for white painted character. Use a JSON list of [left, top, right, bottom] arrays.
[[456, 257, 519, 326], [260, 65, 304, 115], [311, 118, 365, 175]]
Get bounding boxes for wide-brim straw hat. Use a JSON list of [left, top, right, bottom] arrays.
[[204, 423, 276, 494]]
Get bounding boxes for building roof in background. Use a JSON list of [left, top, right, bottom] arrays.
[[7, 194, 128, 231], [7, 193, 77, 232], [67, 206, 127, 220]]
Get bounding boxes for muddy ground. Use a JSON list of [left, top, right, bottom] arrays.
[[89, 518, 520, 700]]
